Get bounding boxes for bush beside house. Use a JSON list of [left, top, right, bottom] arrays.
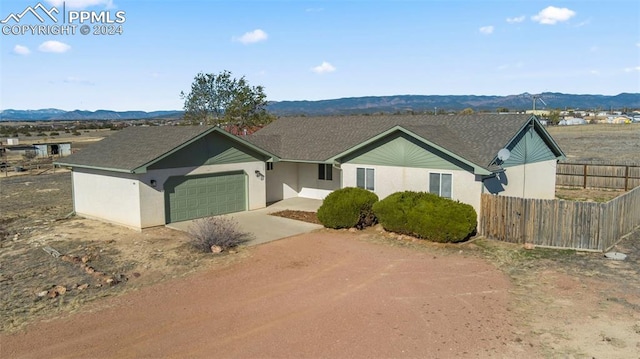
[[372, 191, 477, 243], [317, 187, 379, 229], [189, 217, 253, 253]]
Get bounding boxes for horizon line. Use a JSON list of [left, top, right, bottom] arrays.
[[1, 91, 638, 113]]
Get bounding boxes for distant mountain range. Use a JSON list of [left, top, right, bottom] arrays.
[[2, 92, 639, 121], [0, 109, 183, 121], [267, 92, 640, 116]]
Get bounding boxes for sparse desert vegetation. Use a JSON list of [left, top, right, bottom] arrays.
[[547, 123, 640, 163]]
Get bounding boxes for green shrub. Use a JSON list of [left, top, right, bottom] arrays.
[[317, 187, 379, 229], [373, 191, 476, 243]]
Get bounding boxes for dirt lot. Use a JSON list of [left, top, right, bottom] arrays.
[[0, 172, 248, 332], [2, 231, 536, 358], [547, 123, 640, 163]]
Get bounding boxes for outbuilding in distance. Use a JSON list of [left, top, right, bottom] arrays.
[[33, 142, 72, 158]]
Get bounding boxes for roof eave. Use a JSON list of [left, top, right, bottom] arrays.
[[474, 167, 493, 176], [276, 159, 329, 164], [54, 162, 135, 174]]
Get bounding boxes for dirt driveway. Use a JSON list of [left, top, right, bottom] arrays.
[[1, 232, 531, 358]]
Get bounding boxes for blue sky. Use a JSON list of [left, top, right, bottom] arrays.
[[1, 0, 639, 111]]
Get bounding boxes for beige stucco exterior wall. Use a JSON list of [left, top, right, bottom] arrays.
[[297, 163, 340, 200], [265, 162, 341, 201], [72, 169, 142, 230], [265, 161, 300, 202], [73, 161, 266, 230], [341, 163, 483, 214], [499, 159, 557, 199]]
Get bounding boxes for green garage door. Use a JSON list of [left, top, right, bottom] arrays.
[[165, 172, 246, 223]]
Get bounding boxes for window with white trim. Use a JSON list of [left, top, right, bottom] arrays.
[[429, 172, 452, 198], [356, 168, 375, 191], [318, 164, 332, 180]]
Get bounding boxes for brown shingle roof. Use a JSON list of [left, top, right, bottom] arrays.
[[57, 114, 562, 175], [56, 126, 214, 172], [247, 114, 536, 168]]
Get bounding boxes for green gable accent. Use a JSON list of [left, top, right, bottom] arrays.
[[149, 131, 265, 170], [342, 132, 472, 172], [502, 124, 558, 167]]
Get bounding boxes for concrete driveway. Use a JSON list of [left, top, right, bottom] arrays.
[[167, 197, 323, 246]]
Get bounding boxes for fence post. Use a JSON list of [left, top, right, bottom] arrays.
[[583, 164, 588, 189], [624, 165, 629, 191]]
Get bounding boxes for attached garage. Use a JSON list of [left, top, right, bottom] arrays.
[[165, 172, 246, 223], [56, 126, 276, 231]]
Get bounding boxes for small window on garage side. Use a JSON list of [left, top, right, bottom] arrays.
[[429, 172, 452, 198], [356, 167, 375, 191], [266, 162, 274, 171], [318, 164, 332, 180]]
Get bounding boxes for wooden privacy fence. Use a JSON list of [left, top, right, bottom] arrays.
[[479, 186, 640, 251], [556, 162, 640, 191]]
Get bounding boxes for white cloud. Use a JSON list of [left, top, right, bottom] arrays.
[[624, 66, 640, 72], [589, 70, 600, 75], [532, 6, 576, 25], [636, 43, 640, 48], [38, 40, 71, 53], [506, 16, 525, 24], [311, 61, 336, 74], [233, 29, 268, 44], [479, 26, 494, 34], [13, 45, 30, 55], [46, 0, 114, 9]]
